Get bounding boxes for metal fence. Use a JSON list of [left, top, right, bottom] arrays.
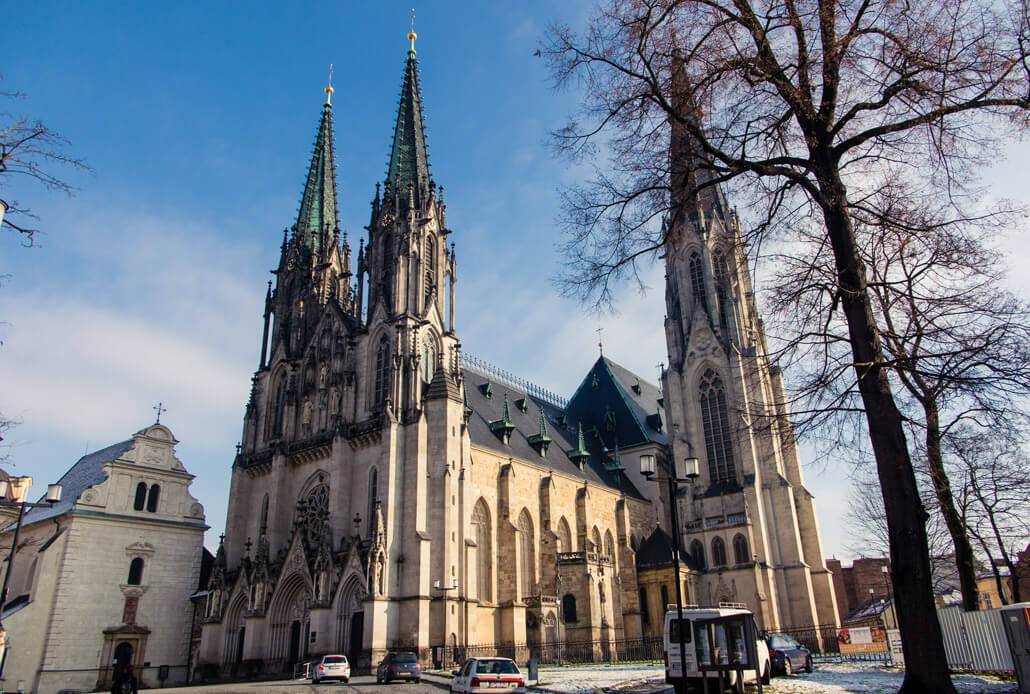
[[938, 605, 1014, 672], [432, 637, 665, 668]]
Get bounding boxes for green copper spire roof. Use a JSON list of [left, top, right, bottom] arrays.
[[296, 98, 339, 256], [386, 47, 431, 207], [527, 411, 552, 457], [567, 422, 591, 469], [489, 393, 516, 445]]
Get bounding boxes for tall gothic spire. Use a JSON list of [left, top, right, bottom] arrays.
[[385, 38, 431, 208], [296, 89, 340, 257]]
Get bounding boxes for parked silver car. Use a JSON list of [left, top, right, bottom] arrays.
[[311, 654, 350, 684]]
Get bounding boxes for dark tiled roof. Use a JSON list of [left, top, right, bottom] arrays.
[[602, 358, 669, 447], [635, 525, 702, 571], [461, 366, 644, 498], [19, 439, 135, 527], [565, 357, 667, 453]]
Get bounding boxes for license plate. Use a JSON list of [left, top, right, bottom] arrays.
[[488, 683, 511, 688]]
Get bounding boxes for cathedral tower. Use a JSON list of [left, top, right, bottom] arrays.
[[659, 59, 839, 631]]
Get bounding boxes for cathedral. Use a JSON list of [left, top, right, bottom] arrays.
[[197, 32, 838, 675]]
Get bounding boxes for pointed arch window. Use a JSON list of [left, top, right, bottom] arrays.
[[133, 482, 147, 511], [690, 539, 706, 570], [367, 467, 378, 539], [374, 336, 390, 405], [424, 235, 436, 306], [699, 369, 737, 482], [689, 252, 707, 309], [472, 500, 492, 602], [713, 250, 731, 334], [639, 588, 649, 625], [733, 534, 749, 565], [146, 484, 160, 513], [271, 377, 287, 436], [517, 510, 536, 598], [556, 517, 572, 554], [421, 337, 436, 384], [712, 537, 727, 567], [562, 594, 577, 623], [260, 494, 270, 531], [660, 584, 670, 612]]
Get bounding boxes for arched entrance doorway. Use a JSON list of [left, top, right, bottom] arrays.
[[113, 641, 133, 679], [267, 573, 312, 672], [288, 620, 303, 668], [348, 612, 363, 664]]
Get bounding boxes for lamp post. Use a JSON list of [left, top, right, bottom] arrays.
[[641, 453, 698, 694], [0, 478, 63, 681], [881, 565, 897, 628]]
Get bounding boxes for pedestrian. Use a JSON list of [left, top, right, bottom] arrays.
[[111, 664, 138, 694]]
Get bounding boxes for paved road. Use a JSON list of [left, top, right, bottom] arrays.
[[144, 672, 454, 694]]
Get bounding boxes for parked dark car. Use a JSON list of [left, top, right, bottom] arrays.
[[377, 652, 422, 683], [765, 634, 813, 676]]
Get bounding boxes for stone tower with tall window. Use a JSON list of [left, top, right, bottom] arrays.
[[658, 59, 839, 631], [201, 37, 466, 674]]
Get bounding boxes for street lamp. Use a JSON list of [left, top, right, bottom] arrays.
[[641, 454, 698, 694], [0, 479, 63, 681], [881, 565, 897, 628]]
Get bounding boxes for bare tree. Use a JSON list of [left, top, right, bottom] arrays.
[[950, 429, 1030, 604], [1, 87, 91, 246], [543, 1, 1030, 690], [769, 180, 1030, 610]]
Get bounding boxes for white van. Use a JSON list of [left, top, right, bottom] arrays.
[[663, 606, 771, 688]]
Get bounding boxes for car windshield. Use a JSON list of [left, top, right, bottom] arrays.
[[476, 660, 519, 675], [392, 654, 418, 663], [769, 635, 793, 648], [324, 656, 347, 664]]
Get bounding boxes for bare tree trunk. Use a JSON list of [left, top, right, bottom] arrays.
[[923, 402, 980, 611], [815, 158, 955, 693]]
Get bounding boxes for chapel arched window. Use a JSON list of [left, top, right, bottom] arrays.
[[699, 369, 737, 482], [146, 484, 160, 513], [660, 584, 670, 612], [128, 558, 144, 586], [133, 482, 147, 511]]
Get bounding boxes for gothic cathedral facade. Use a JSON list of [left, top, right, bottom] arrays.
[[198, 37, 837, 675]]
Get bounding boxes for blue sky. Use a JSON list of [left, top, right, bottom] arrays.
[[2, 2, 1028, 561]]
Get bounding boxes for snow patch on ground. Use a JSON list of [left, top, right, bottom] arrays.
[[531, 662, 1017, 694], [762, 663, 1016, 693]]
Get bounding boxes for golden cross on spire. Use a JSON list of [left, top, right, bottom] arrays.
[[408, 8, 418, 54], [596, 325, 604, 356], [325, 63, 334, 105]]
